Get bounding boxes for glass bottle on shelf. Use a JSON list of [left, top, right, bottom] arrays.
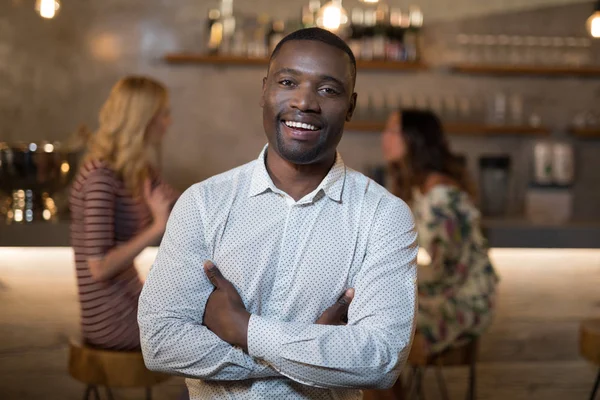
[[372, 3, 389, 60], [206, 8, 223, 55], [385, 8, 404, 61], [302, 0, 321, 28], [360, 9, 376, 61], [348, 8, 365, 59], [247, 14, 270, 58], [219, 0, 236, 55], [403, 5, 423, 62], [267, 20, 286, 54]]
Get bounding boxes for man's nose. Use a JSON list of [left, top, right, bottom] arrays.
[[289, 85, 321, 113]]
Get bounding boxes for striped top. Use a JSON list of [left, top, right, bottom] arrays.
[[69, 159, 152, 351]]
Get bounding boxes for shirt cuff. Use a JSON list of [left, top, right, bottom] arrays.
[[247, 314, 283, 364]]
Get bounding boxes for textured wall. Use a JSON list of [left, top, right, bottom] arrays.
[[1, 0, 599, 220]]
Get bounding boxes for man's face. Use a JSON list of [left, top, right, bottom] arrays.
[[260, 40, 357, 165]]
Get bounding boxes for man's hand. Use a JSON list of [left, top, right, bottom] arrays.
[[315, 288, 355, 325], [203, 261, 250, 352]]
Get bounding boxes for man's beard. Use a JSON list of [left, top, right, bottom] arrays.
[[274, 122, 328, 164]]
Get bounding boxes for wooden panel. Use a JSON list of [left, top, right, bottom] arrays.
[[163, 53, 427, 72], [345, 121, 550, 136], [452, 63, 600, 78], [571, 128, 600, 138], [164, 53, 269, 66]]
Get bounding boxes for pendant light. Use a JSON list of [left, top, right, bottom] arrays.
[[35, 0, 61, 19], [316, 0, 349, 34], [586, 0, 600, 38]]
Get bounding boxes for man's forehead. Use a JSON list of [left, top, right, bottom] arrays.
[[269, 40, 354, 82]]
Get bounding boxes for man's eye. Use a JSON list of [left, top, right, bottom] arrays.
[[321, 87, 339, 95], [279, 79, 294, 86]]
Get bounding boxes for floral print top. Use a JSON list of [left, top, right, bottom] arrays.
[[411, 185, 499, 354]]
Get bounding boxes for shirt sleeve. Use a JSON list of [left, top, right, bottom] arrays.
[[82, 170, 117, 260], [247, 195, 418, 390], [137, 186, 280, 380]]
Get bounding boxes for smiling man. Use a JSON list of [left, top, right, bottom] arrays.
[[138, 28, 418, 399]]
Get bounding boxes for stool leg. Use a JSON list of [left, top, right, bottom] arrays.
[[83, 385, 93, 400], [434, 365, 450, 400], [391, 374, 408, 400], [146, 387, 152, 400], [589, 369, 600, 400], [91, 386, 101, 400], [105, 387, 115, 400], [467, 357, 476, 400], [406, 367, 419, 400], [409, 367, 426, 400]]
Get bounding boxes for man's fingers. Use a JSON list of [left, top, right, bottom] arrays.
[[204, 261, 223, 288], [337, 288, 354, 324], [337, 288, 355, 306]]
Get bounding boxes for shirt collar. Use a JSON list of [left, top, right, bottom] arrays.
[[248, 144, 346, 203]]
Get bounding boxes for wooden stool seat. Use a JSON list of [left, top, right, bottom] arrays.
[[405, 333, 478, 400], [580, 319, 600, 365], [579, 319, 600, 400], [68, 339, 170, 400], [409, 333, 478, 367], [364, 333, 479, 400]]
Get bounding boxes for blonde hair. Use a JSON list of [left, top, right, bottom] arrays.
[[82, 75, 168, 196]]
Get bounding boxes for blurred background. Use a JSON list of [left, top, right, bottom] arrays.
[[1, 0, 600, 399]]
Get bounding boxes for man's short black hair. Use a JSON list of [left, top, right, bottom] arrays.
[[269, 27, 357, 86]]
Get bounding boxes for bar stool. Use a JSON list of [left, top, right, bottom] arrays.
[[580, 319, 600, 400], [404, 333, 478, 400], [68, 339, 171, 400]]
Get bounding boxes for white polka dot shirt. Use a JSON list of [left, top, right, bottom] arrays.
[[138, 145, 418, 399]]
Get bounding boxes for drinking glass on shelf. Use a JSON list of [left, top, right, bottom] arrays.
[[354, 92, 371, 121], [496, 34, 510, 65], [428, 95, 443, 116], [508, 35, 525, 65], [537, 36, 553, 65], [482, 34, 497, 65], [469, 34, 484, 64], [455, 33, 471, 64], [550, 37, 565, 66], [508, 93, 524, 126], [399, 94, 415, 110], [564, 37, 579, 66], [523, 36, 539, 65], [486, 92, 507, 126], [458, 96, 482, 123], [443, 95, 458, 122], [576, 37, 592, 66], [371, 92, 387, 121], [385, 92, 400, 115]]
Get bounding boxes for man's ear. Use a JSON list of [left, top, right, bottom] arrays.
[[259, 77, 267, 108], [346, 93, 357, 121]]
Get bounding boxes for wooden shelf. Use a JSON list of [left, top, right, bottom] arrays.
[[451, 63, 600, 78], [163, 53, 427, 71], [345, 120, 550, 136], [570, 128, 600, 138]]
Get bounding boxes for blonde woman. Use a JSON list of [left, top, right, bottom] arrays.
[[69, 76, 178, 351]]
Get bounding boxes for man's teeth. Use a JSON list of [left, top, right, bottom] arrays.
[[284, 121, 319, 131]]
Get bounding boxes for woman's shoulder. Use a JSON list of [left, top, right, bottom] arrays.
[[418, 180, 479, 221], [76, 159, 120, 185]]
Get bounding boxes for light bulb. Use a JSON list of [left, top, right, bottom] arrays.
[[360, 0, 379, 3], [587, 11, 600, 38], [35, 0, 61, 20], [316, 0, 349, 35]]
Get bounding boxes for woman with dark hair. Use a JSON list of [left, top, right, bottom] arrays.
[[381, 109, 499, 355]]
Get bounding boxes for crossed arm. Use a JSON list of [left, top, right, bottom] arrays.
[[138, 188, 418, 389]]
